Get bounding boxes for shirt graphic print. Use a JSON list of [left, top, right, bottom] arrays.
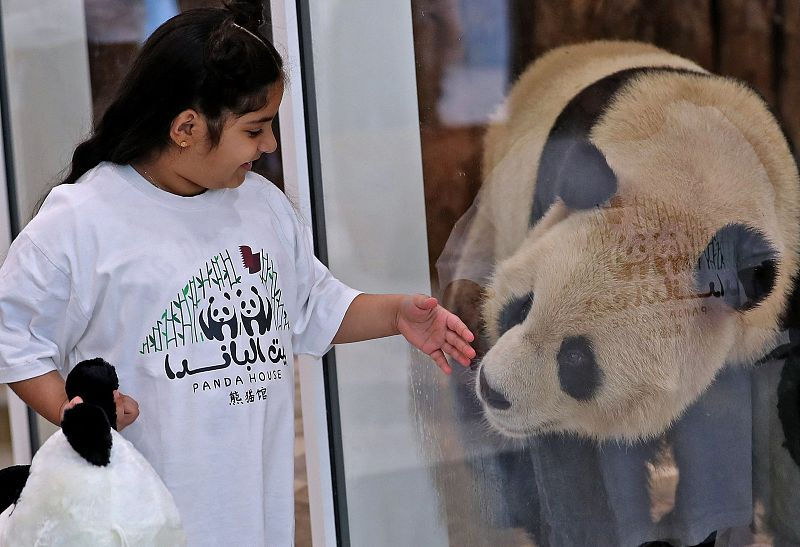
[[139, 244, 291, 407]]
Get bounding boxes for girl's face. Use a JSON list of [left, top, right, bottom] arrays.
[[190, 81, 284, 190]]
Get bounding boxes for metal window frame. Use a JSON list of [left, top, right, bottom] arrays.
[[270, 1, 344, 545]]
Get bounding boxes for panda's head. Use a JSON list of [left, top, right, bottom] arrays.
[[476, 129, 790, 441]]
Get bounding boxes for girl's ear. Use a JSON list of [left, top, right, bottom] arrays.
[[170, 109, 203, 148]]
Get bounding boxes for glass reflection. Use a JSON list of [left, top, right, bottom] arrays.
[[411, 2, 800, 546]]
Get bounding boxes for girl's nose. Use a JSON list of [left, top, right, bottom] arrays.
[[260, 134, 277, 154]]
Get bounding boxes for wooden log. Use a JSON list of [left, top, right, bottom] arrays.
[[510, 0, 713, 79], [717, 0, 776, 104], [420, 125, 484, 288], [410, 0, 464, 128], [639, 0, 713, 70], [779, 0, 800, 152]]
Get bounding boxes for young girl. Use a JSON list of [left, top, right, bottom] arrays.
[[0, 2, 475, 545]]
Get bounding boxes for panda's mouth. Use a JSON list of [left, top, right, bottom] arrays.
[[484, 411, 557, 438], [495, 424, 537, 439]]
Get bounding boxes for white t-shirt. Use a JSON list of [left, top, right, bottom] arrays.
[[0, 162, 360, 546]]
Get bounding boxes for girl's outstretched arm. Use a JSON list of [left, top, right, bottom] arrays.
[[332, 293, 476, 374]]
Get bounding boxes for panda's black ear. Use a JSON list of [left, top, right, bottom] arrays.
[[65, 358, 119, 430], [695, 224, 778, 311], [61, 404, 112, 467], [556, 141, 618, 210]]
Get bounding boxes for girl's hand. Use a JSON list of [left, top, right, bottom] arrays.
[[114, 390, 140, 431], [396, 294, 476, 374], [58, 391, 140, 431], [58, 396, 84, 422]]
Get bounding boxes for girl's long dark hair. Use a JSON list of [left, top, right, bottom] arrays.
[[60, 0, 283, 187]]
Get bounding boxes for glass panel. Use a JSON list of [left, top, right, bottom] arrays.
[[414, 2, 800, 546], [303, 2, 448, 545], [309, 1, 800, 545]]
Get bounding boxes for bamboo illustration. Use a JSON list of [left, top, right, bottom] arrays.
[[141, 249, 275, 353]]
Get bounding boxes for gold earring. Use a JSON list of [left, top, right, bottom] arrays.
[[179, 141, 188, 148]]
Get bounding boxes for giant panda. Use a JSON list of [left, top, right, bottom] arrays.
[[415, 40, 800, 545], [463, 40, 800, 441], [0, 359, 186, 546]]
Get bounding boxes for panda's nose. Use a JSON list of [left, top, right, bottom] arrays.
[[479, 367, 511, 410]]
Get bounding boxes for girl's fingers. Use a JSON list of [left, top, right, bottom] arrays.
[[123, 397, 140, 416], [442, 341, 471, 367], [429, 349, 452, 374], [414, 294, 438, 310], [115, 392, 140, 430], [445, 331, 476, 362], [446, 313, 474, 342], [64, 396, 83, 411], [59, 396, 84, 422], [61, 391, 140, 429]]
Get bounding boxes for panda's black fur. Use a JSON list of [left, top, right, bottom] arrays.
[[531, 67, 705, 226]]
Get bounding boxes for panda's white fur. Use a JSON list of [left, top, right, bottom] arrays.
[[471, 41, 800, 441], [0, 427, 186, 546]]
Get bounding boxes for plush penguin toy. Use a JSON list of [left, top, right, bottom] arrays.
[[454, 40, 800, 441], [0, 358, 186, 546]]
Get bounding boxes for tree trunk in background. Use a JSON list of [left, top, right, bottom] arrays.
[[411, 0, 483, 284], [780, 0, 800, 152], [718, 0, 776, 104], [509, 0, 713, 80]]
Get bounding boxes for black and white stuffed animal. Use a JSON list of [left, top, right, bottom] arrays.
[[0, 358, 185, 545], [462, 40, 800, 441]]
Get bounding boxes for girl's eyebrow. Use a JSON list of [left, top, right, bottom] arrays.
[[245, 115, 274, 124]]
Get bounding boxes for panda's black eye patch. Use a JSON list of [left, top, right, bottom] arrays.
[[499, 292, 534, 336], [557, 335, 603, 401]]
